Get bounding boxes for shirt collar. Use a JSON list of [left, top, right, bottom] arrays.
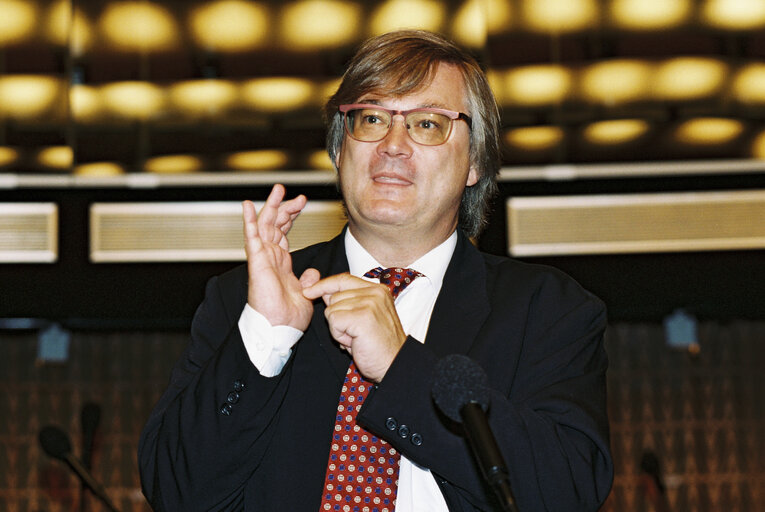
[[344, 228, 457, 291]]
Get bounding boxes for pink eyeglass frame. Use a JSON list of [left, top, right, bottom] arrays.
[[338, 103, 472, 145]]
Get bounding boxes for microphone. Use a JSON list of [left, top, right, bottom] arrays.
[[81, 403, 101, 470], [432, 354, 519, 512], [39, 426, 120, 512], [80, 402, 101, 512]]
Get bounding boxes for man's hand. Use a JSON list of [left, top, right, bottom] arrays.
[[244, 184, 319, 331], [303, 273, 406, 382]]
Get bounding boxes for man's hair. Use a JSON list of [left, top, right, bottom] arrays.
[[324, 30, 501, 238]]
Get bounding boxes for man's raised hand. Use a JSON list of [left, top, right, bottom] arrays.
[[243, 184, 319, 331]]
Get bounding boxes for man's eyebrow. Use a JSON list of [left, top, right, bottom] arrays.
[[419, 102, 450, 110], [355, 99, 453, 110]]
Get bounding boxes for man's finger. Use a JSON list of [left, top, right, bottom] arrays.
[[302, 273, 373, 300], [275, 195, 307, 234], [299, 268, 321, 289], [257, 184, 285, 228], [242, 200, 259, 242]]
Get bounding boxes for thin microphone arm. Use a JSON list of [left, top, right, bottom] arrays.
[[461, 402, 518, 512], [63, 453, 120, 512], [39, 426, 120, 512]]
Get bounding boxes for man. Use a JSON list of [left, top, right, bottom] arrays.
[[139, 30, 613, 511]]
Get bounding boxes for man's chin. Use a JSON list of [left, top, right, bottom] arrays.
[[356, 204, 412, 228]]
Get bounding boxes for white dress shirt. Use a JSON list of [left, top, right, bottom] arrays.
[[238, 229, 456, 511]]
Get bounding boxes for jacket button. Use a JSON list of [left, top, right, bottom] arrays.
[[233, 380, 245, 392], [397, 424, 410, 439], [226, 391, 240, 404], [219, 403, 232, 416], [385, 417, 398, 431], [410, 433, 423, 446]]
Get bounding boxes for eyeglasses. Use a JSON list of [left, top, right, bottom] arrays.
[[339, 104, 472, 146]]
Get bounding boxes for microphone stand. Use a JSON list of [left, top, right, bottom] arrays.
[[461, 402, 519, 512]]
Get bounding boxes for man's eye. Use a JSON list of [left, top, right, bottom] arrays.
[[418, 119, 439, 130], [362, 115, 383, 124]]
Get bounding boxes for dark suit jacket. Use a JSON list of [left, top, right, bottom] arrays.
[[139, 229, 613, 511]]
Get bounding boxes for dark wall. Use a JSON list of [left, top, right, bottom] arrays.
[[1, 321, 762, 511]]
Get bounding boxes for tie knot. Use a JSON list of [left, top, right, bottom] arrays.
[[364, 267, 423, 299]]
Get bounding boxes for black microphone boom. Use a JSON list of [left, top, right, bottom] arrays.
[[432, 354, 519, 512], [81, 402, 101, 470], [39, 425, 120, 512]]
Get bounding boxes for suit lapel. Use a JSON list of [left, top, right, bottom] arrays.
[[300, 229, 353, 380], [425, 231, 491, 358]]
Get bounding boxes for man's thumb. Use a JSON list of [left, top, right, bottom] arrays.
[[299, 268, 321, 289]]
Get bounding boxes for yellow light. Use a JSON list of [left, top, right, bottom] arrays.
[[38, 146, 73, 170], [226, 150, 289, 170], [240, 78, 314, 112], [580, 60, 652, 105], [46, 0, 93, 52], [370, 0, 446, 34], [100, 1, 179, 51], [752, 130, 765, 159], [280, 1, 361, 50], [70, 85, 102, 121], [169, 80, 238, 115], [45, 0, 69, 44], [486, 71, 506, 105], [74, 162, 125, 176], [675, 117, 744, 144], [452, 0, 487, 47], [0, 0, 37, 45], [71, 8, 94, 56], [504, 126, 564, 150], [504, 65, 572, 106], [0, 75, 62, 119], [101, 82, 165, 120], [190, 0, 269, 52], [308, 149, 334, 170], [702, 0, 765, 30], [733, 63, 765, 104], [522, 0, 598, 33], [319, 78, 342, 105], [610, 0, 691, 30], [144, 155, 202, 174], [0, 147, 20, 167], [583, 119, 650, 145], [486, 0, 513, 34], [653, 57, 727, 100]]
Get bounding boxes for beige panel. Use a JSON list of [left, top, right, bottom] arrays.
[[90, 201, 346, 262], [507, 190, 765, 256], [0, 203, 58, 263]]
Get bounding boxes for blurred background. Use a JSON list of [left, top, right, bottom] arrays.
[[0, 0, 763, 510]]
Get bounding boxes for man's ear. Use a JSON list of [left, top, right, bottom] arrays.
[[466, 164, 479, 187], [334, 147, 342, 170]]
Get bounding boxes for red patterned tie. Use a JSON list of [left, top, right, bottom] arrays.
[[319, 268, 422, 512], [363, 267, 424, 300]]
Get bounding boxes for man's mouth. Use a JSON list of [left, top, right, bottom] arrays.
[[372, 174, 412, 186]]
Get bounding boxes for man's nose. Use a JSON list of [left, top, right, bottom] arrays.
[[377, 115, 413, 156]]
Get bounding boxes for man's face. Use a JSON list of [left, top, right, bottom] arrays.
[[335, 63, 478, 243]]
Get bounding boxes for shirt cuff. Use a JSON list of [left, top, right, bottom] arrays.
[[238, 303, 303, 377]]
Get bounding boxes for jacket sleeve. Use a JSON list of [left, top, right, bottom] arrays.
[[358, 266, 613, 511], [138, 271, 294, 511]]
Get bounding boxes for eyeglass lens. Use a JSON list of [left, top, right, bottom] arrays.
[[345, 107, 453, 146]]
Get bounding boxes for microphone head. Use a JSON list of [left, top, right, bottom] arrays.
[[432, 354, 490, 423], [39, 425, 72, 460]]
